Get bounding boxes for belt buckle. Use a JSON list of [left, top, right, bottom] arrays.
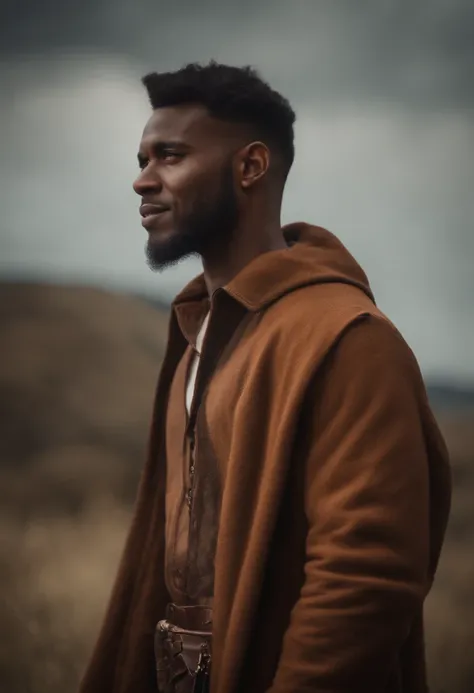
[[157, 619, 171, 634]]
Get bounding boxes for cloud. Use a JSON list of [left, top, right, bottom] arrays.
[[0, 56, 193, 296], [285, 106, 474, 380], [1, 1, 473, 109]]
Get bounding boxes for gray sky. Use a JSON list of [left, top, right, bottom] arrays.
[[0, 1, 473, 381]]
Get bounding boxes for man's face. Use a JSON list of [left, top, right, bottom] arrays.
[[133, 104, 241, 271]]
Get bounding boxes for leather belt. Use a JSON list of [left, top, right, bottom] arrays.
[[155, 604, 212, 693]]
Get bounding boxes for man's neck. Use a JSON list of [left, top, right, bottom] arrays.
[[202, 221, 287, 297]]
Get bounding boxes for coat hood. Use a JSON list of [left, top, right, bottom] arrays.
[[173, 223, 375, 310]]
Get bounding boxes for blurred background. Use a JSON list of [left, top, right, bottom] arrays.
[[0, 1, 473, 691]]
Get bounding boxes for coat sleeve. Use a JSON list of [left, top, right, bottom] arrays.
[[267, 314, 441, 693]]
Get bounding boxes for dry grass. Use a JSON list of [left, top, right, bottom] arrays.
[[423, 414, 474, 692], [425, 543, 474, 693], [0, 498, 131, 693], [0, 282, 161, 692]]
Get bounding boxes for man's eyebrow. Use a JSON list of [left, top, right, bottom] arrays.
[[138, 140, 191, 159]]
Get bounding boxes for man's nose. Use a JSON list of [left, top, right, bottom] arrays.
[[133, 167, 162, 196]]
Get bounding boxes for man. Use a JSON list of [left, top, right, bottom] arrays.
[[80, 62, 451, 693]]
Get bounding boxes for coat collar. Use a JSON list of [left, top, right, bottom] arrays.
[[172, 223, 375, 315]]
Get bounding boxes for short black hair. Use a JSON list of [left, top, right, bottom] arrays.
[[142, 61, 296, 180]]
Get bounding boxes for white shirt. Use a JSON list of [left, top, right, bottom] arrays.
[[185, 312, 210, 415]]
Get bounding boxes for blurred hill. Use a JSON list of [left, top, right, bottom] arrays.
[[0, 281, 170, 504], [0, 281, 473, 693]]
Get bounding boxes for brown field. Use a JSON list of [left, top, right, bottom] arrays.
[[0, 282, 472, 693]]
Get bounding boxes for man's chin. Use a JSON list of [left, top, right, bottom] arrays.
[[145, 236, 196, 272]]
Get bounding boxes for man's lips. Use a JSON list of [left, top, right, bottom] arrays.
[[139, 203, 170, 218], [139, 203, 171, 230]]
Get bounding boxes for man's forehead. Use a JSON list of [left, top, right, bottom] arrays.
[[142, 104, 218, 142], [140, 104, 247, 147]]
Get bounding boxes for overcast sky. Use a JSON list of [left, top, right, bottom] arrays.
[[0, 0, 473, 381]]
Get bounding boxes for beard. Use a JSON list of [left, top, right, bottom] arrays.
[[145, 161, 239, 272]]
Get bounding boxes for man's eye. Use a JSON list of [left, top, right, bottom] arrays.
[[138, 158, 148, 170], [162, 152, 183, 162]]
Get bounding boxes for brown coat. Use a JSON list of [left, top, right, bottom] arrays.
[[79, 223, 451, 693]]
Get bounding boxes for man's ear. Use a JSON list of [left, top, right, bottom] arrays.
[[238, 141, 270, 189]]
